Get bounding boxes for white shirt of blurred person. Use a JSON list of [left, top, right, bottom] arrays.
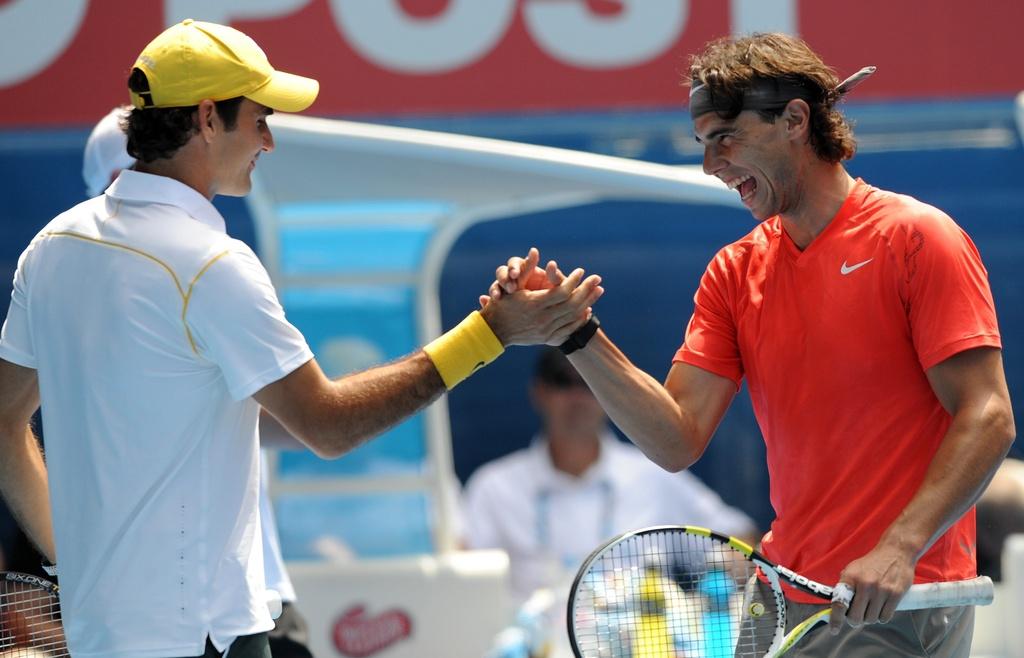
[[83, 106, 135, 197], [83, 104, 300, 616], [0, 19, 601, 658], [462, 347, 756, 604]]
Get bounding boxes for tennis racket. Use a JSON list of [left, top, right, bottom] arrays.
[[0, 572, 67, 657], [567, 525, 994, 658]]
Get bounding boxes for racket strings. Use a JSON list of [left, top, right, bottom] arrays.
[[0, 580, 69, 657], [570, 530, 780, 657]]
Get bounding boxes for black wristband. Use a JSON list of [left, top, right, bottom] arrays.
[[559, 314, 600, 355]]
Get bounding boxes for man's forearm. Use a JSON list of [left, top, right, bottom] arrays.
[[260, 352, 446, 460], [831, 348, 1015, 629], [318, 352, 446, 456], [568, 332, 730, 472], [0, 426, 56, 563], [259, 274, 605, 459], [879, 400, 1015, 560]]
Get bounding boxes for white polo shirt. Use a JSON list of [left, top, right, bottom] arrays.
[[461, 433, 756, 603], [0, 170, 313, 658]]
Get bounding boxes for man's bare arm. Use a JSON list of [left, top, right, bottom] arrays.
[[0, 359, 56, 563], [256, 269, 604, 459], [831, 346, 1015, 631], [254, 354, 443, 459], [489, 247, 736, 472], [569, 333, 737, 472]]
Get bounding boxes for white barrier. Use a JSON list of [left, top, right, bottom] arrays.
[[289, 550, 513, 658], [972, 533, 1024, 658], [971, 580, 1006, 657], [287, 538, 1020, 658]]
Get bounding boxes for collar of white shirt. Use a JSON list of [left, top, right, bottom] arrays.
[[107, 169, 227, 234]]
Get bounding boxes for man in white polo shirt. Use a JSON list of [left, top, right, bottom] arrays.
[[82, 104, 314, 658], [0, 19, 603, 658]]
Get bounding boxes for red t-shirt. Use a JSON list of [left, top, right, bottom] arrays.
[[675, 180, 1001, 602]]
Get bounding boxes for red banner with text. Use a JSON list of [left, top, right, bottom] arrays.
[[0, 0, 1020, 128]]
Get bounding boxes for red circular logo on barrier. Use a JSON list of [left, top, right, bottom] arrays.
[[332, 605, 413, 657]]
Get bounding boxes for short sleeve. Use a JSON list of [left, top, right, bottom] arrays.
[[894, 208, 1001, 370], [186, 243, 313, 400], [674, 252, 744, 388], [0, 241, 39, 368]]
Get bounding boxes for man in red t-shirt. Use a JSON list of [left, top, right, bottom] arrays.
[[490, 33, 1015, 656]]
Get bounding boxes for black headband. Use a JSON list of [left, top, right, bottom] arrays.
[[689, 65, 876, 118]]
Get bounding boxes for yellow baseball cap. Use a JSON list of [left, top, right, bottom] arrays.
[[130, 19, 319, 112]]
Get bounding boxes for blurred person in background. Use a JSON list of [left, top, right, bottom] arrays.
[[83, 106, 135, 197], [82, 106, 313, 657], [463, 347, 755, 657], [489, 33, 1014, 657], [0, 19, 600, 658], [462, 347, 756, 603]]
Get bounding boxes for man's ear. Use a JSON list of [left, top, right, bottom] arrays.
[[781, 98, 811, 142], [196, 99, 218, 143]]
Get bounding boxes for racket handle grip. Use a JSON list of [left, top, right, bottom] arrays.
[[897, 576, 995, 610]]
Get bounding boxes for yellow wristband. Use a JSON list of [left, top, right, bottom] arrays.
[[423, 311, 505, 390]]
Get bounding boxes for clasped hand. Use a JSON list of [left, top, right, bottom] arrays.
[[478, 247, 603, 347]]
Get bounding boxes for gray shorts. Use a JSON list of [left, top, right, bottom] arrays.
[[742, 578, 975, 657]]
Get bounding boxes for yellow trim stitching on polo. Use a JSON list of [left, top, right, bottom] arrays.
[[46, 231, 230, 355], [182, 250, 231, 353]]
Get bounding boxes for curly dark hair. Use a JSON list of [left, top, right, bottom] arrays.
[[688, 33, 857, 163], [125, 68, 244, 163]]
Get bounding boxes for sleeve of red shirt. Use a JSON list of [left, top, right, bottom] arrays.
[[894, 205, 1002, 371], [673, 250, 744, 389]]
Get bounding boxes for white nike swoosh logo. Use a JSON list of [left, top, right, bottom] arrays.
[[840, 258, 873, 275]]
